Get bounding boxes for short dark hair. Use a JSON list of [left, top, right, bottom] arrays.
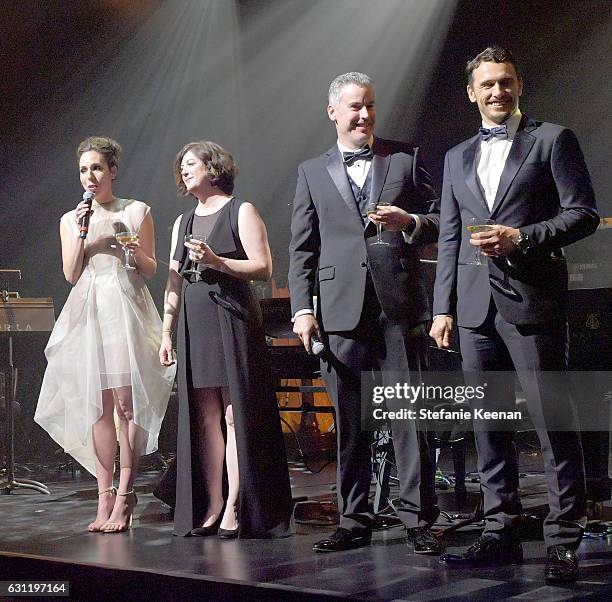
[[173, 141, 237, 196], [77, 136, 122, 170], [466, 46, 522, 85]]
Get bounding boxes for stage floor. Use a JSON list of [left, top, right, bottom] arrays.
[[1, 447, 611, 601]]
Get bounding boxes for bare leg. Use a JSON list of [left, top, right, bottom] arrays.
[[220, 390, 239, 531], [193, 387, 225, 527], [102, 387, 142, 532], [89, 389, 117, 531]]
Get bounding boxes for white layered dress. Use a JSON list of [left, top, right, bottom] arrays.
[[35, 198, 176, 476]]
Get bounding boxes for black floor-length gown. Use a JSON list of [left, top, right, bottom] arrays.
[[156, 198, 293, 537]]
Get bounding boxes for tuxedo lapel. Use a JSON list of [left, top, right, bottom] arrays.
[[490, 117, 536, 217], [325, 148, 363, 225], [366, 141, 391, 234], [462, 136, 489, 212], [369, 141, 391, 206]]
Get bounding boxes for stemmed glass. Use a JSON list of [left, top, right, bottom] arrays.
[[184, 233, 207, 280], [115, 231, 137, 270], [466, 218, 495, 265], [367, 201, 391, 245]]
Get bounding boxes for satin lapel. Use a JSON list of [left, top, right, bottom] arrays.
[[462, 136, 488, 212], [366, 147, 390, 234], [325, 148, 363, 225], [490, 127, 535, 217], [369, 148, 390, 206]]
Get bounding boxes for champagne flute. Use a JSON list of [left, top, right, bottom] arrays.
[[184, 233, 207, 280], [367, 201, 391, 245], [466, 218, 495, 265], [115, 231, 137, 270]]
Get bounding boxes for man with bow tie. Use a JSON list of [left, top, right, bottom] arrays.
[[430, 47, 599, 582], [289, 72, 441, 554]]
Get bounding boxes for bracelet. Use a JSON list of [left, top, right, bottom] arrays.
[[162, 329, 173, 335]]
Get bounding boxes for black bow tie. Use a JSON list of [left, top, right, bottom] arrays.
[[479, 124, 508, 141], [342, 147, 373, 165]]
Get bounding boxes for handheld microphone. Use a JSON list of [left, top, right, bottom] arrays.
[[311, 336, 326, 356], [79, 191, 95, 239]]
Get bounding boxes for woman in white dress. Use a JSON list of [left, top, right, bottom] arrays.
[[35, 137, 175, 533]]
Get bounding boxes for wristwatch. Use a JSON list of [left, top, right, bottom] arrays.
[[514, 230, 531, 254]]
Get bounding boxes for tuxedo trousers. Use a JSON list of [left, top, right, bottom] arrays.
[[459, 299, 587, 548], [321, 277, 438, 532]]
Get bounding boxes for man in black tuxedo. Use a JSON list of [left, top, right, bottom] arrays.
[[289, 72, 441, 554], [430, 47, 599, 582]]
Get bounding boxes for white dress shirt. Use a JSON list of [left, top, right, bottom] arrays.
[[476, 110, 522, 210], [337, 141, 372, 188], [433, 110, 523, 322]]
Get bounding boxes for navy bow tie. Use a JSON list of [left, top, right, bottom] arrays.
[[479, 124, 508, 141], [342, 147, 373, 165]]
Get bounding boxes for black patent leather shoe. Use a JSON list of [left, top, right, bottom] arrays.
[[217, 527, 239, 539], [440, 533, 523, 566], [313, 527, 371, 553], [406, 527, 443, 555], [545, 545, 579, 583]]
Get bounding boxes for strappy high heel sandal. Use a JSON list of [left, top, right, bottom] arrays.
[[88, 486, 117, 532], [101, 489, 138, 533]]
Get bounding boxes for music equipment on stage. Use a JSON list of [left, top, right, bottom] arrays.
[[0, 293, 55, 495], [0, 270, 21, 303], [567, 287, 612, 503], [260, 298, 332, 411]]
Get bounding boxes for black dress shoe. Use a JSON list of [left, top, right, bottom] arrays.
[[440, 533, 523, 566], [313, 527, 371, 553], [545, 545, 579, 583], [217, 527, 239, 539], [406, 527, 443, 555]]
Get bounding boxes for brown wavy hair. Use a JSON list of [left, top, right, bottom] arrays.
[[173, 141, 237, 196]]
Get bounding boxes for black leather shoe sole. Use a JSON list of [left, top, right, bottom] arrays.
[[411, 542, 443, 555], [439, 551, 523, 566], [406, 528, 443, 555], [545, 570, 579, 584], [312, 534, 371, 553]]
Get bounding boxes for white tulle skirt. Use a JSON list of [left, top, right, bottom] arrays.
[[35, 264, 176, 476]]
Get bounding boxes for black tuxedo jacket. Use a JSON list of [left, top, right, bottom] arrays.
[[433, 115, 599, 327], [289, 137, 439, 332]]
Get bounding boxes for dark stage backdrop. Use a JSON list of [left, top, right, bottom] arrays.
[[1, 0, 610, 313]]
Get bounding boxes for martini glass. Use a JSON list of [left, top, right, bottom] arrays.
[[115, 231, 137, 270], [466, 218, 495, 265]]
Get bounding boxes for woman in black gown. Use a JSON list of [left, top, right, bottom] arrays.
[[158, 141, 292, 537]]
